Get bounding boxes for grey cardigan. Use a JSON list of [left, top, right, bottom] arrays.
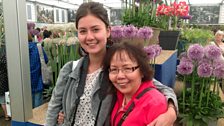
[[45, 57, 178, 126]]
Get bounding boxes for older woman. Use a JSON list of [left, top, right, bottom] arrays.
[[103, 42, 167, 125], [210, 30, 224, 54]]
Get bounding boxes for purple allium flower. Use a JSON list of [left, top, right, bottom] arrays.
[[27, 22, 35, 30], [198, 57, 211, 66], [144, 46, 156, 59], [213, 64, 224, 79], [137, 26, 153, 40], [213, 58, 224, 67], [179, 52, 192, 62], [177, 61, 194, 75], [179, 52, 187, 59], [204, 45, 222, 60], [29, 29, 40, 36], [187, 44, 204, 61], [111, 26, 123, 41], [150, 44, 162, 57], [197, 63, 212, 78], [122, 25, 138, 39]]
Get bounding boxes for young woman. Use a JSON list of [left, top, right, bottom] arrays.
[[46, 2, 177, 126], [103, 42, 167, 125]]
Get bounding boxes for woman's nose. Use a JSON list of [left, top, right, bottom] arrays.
[[116, 70, 125, 78], [86, 31, 94, 40]]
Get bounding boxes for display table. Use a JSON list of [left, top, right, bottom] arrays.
[[154, 50, 177, 88], [11, 103, 48, 126]]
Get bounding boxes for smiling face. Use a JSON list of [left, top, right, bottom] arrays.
[[77, 14, 110, 56], [109, 51, 143, 98], [215, 33, 223, 42]]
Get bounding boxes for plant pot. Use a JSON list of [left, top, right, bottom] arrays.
[[159, 31, 180, 50], [147, 27, 160, 46]]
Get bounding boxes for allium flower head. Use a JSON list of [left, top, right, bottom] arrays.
[[29, 29, 40, 36], [150, 44, 162, 57], [187, 44, 204, 61], [122, 25, 138, 39], [198, 58, 211, 66], [213, 64, 224, 79], [27, 22, 35, 30], [137, 26, 153, 40], [197, 63, 212, 78], [177, 61, 194, 75], [144, 46, 156, 59], [204, 45, 222, 60], [111, 26, 123, 41], [213, 58, 224, 67]]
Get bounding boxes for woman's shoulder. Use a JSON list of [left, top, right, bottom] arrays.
[[141, 87, 167, 105]]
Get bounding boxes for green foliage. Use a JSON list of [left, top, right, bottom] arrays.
[[122, 0, 167, 29], [180, 28, 214, 46], [177, 76, 224, 126], [43, 43, 80, 100]]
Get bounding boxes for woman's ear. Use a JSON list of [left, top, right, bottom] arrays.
[[107, 26, 111, 38]]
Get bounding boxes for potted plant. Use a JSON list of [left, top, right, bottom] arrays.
[[176, 44, 224, 126], [178, 28, 214, 55], [156, 1, 190, 50], [122, 0, 166, 45]]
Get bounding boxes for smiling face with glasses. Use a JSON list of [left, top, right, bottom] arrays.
[[109, 51, 143, 99]]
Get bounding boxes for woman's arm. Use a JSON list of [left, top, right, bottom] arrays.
[[45, 61, 73, 126], [148, 79, 178, 126], [153, 79, 178, 112]]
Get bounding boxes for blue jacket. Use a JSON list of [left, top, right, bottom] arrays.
[[28, 42, 48, 93]]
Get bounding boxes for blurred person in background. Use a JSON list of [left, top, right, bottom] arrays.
[[28, 33, 48, 108], [0, 48, 10, 120]]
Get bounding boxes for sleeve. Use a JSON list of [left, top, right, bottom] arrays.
[[145, 91, 167, 123], [152, 78, 179, 113], [45, 61, 73, 126]]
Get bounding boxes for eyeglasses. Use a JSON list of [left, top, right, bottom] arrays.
[[109, 66, 139, 75]]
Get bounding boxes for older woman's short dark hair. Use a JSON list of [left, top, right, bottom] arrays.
[[103, 41, 154, 82]]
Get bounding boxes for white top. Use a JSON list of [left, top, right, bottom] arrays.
[[74, 68, 102, 126]]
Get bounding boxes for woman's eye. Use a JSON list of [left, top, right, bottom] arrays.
[[79, 30, 86, 34], [124, 68, 132, 72], [109, 68, 118, 73], [92, 29, 99, 32]]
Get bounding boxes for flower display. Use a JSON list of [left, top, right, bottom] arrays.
[[137, 26, 153, 40], [187, 44, 204, 61], [122, 0, 165, 29], [111, 25, 153, 45], [122, 25, 138, 39], [111, 26, 123, 41], [156, 1, 190, 30], [177, 44, 224, 125], [144, 44, 162, 69]]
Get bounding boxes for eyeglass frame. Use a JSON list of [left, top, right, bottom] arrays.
[[108, 66, 140, 75]]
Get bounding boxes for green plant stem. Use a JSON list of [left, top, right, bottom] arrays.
[[173, 16, 178, 30], [132, 0, 135, 16], [213, 77, 217, 93], [198, 78, 205, 109], [190, 69, 195, 107], [216, 78, 220, 95], [206, 80, 211, 107], [182, 76, 186, 113]]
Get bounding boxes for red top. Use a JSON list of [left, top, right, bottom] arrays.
[[111, 80, 167, 126]]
